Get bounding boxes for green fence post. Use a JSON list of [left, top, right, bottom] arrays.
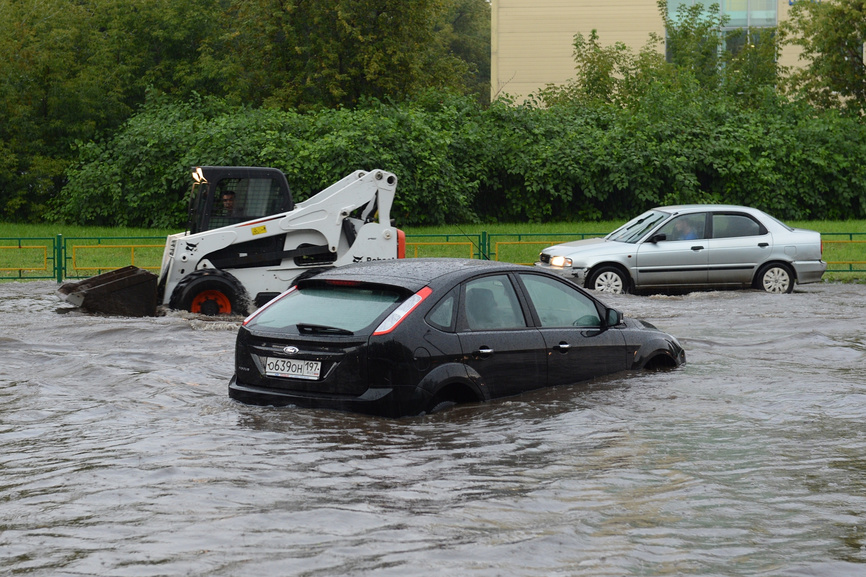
[[55, 234, 63, 283]]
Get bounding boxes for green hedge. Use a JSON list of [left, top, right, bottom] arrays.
[[50, 90, 866, 228]]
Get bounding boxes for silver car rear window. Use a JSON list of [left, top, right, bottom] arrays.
[[249, 285, 403, 332]]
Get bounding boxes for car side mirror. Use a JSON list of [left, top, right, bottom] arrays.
[[649, 233, 666, 243], [606, 308, 622, 327]]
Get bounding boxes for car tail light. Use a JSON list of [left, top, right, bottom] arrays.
[[242, 286, 297, 326], [373, 286, 432, 335]]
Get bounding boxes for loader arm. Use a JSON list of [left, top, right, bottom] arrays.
[[279, 170, 395, 253]]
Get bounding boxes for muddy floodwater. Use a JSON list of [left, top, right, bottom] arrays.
[[1, 280, 865, 576]]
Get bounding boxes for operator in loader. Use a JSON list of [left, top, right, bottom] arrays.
[[220, 190, 238, 216]]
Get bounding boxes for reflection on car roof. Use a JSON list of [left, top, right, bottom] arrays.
[[309, 258, 525, 289]]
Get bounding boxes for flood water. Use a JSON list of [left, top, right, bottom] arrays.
[[1, 280, 865, 576]]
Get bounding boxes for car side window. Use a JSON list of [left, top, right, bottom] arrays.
[[427, 287, 458, 331], [656, 214, 706, 241], [463, 275, 526, 331], [712, 214, 764, 238], [519, 273, 601, 328]]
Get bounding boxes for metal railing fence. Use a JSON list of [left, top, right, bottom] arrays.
[[1, 232, 864, 281]]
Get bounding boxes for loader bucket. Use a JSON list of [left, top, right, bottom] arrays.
[[58, 266, 158, 317]]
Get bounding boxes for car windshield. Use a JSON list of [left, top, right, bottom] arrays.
[[248, 285, 404, 332], [606, 210, 670, 243]]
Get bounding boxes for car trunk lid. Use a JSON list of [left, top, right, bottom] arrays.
[[239, 331, 371, 396]]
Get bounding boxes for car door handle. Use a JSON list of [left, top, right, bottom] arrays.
[[554, 342, 571, 352], [758, 242, 769, 248], [691, 245, 705, 251], [474, 346, 494, 356]]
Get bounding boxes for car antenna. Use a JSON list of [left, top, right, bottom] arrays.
[[452, 222, 490, 260]]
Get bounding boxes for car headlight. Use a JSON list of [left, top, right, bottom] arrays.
[[550, 256, 572, 268]]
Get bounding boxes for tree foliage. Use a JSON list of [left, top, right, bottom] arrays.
[[0, 0, 491, 222], [660, 0, 728, 90], [535, 1, 780, 110], [0, 0, 229, 221], [9, 0, 866, 229], [434, 0, 492, 104], [50, 90, 866, 228], [780, 0, 866, 114], [533, 30, 646, 107], [206, 0, 474, 111]]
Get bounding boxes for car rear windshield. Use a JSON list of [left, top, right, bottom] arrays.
[[763, 213, 794, 232], [607, 210, 669, 243], [248, 285, 404, 333]]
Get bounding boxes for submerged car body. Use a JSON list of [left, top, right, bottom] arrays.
[[229, 258, 685, 417], [536, 205, 826, 294]]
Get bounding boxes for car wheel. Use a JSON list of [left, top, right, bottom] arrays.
[[755, 263, 794, 294], [169, 269, 248, 315], [428, 400, 457, 414], [588, 266, 629, 294]]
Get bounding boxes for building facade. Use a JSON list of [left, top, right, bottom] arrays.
[[491, 0, 801, 103]]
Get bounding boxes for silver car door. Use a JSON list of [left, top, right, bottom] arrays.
[[706, 212, 771, 285], [634, 213, 709, 287]]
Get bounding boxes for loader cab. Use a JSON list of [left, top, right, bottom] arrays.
[[188, 166, 294, 234]]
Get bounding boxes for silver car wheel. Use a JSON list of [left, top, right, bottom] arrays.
[[760, 266, 792, 293], [591, 269, 626, 294]]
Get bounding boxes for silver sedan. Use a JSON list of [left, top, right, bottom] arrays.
[[536, 205, 826, 294]]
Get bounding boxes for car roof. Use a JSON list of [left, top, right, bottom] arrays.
[[653, 204, 765, 214], [304, 258, 527, 291]]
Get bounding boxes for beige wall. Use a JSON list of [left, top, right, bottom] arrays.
[[492, 0, 801, 103], [776, 1, 803, 72]]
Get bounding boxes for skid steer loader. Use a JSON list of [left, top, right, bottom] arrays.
[[59, 166, 405, 316]]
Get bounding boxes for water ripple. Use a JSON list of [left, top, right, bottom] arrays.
[[1, 281, 866, 575]]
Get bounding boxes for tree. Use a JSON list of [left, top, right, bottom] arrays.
[[0, 0, 488, 222], [720, 26, 781, 106], [0, 0, 226, 222], [534, 1, 780, 110], [210, 0, 475, 110], [433, 0, 491, 104], [780, 0, 866, 114], [659, 1, 728, 91], [0, 0, 102, 221]]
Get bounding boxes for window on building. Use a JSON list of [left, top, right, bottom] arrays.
[[666, 0, 777, 65], [668, 0, 777, 29]]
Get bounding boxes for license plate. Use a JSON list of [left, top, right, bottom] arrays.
[[264, 357, 321, 380]]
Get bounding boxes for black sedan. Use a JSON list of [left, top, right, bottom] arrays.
[[229, 258, 685, 417]]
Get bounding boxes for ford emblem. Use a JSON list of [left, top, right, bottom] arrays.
[[283, 346, 300, 355]]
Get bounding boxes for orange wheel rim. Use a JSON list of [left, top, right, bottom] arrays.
[[190, 290, 231, 314]]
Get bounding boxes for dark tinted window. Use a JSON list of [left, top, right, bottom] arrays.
[[713, 214, 764, 238], [248, 285, 402, 332], [427, 287, 458, 331], [463, 275, 526, 330], [210, 177, 283, 229], [520, 274, 600, 328]]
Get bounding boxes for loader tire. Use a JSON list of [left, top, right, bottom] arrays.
[[169, 270, 248, 316]]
